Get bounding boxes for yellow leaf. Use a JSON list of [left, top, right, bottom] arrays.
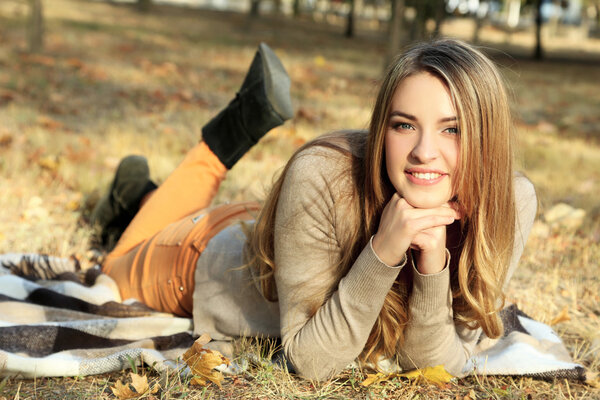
[[398, 365, 453, 388], [360, 372, 388, 386], [38, 155, 60, 172], [586, 371, 600, 388], [66, 200, 80, 211], [550, 306, 570, 325], [361, 365, 453, 388], [111, 379, 137, 399], [314, 55, 326, 67], [110, 373, 159, 399], [183, 334, 230, 387]]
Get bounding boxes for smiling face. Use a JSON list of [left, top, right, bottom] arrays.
[[385, 72, 460, 209]]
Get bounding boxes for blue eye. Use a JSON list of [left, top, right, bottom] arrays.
[[391, 122, 414, 131], [444, 127, 459, 135]]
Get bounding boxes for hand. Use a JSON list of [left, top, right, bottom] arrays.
[[371, 193, 459, 273]]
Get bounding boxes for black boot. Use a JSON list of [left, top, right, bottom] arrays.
[[202, 42, 293, 169], [90, 155, 157, 251]]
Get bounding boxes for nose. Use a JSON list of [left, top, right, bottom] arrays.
[[410, 131, 439, 164]]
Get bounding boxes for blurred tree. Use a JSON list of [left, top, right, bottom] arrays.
[[27, 0, 44, 53], [534, 0, 543, 59], [384, 0, 405, 68], [345, 0, 356, 37], [293, 0, 301, 17], [407, 0, 443, 40], [250, 0, 260, 16], [431, 0, 445, 37], [138, 0, 152, 12], [410, 0, 427, 39], [471, 1, 494, 44]]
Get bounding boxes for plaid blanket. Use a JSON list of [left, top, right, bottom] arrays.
[[464, 304, 586, 380], [0, 253, 588, 382], [0, 253, 195, 378]]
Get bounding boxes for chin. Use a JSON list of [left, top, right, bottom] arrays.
[[402, 193, 450, 209]]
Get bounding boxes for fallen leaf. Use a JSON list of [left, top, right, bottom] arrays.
[[37, 115, 64, 131], [361, 365, 453, 388], [293, 137, 306, 148], [152, 62, 178, 78], [116, 43, 136, 53], [182, 333, 230, 387], [22, 54, 56, 66], [28, 147, 45, 164], [586, 371, 600, 388], [66, 199, 80, 211], [314, 55, 326, 67], [110, 373, 159, 399], [550, 306, 570, 325], [0, 134, 13, 148], [398, 365, 454, 388], [0, 89, 17, 104], [175, 89, 193, 102], [38, 155, 59, 173], [463, 388, 477, 400], [360, 372, 388, 386], [66, 58, 85, 69], [111, 379, 137, 399], [295, 107, 319, 123]]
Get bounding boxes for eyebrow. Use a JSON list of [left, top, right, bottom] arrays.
[[390, 111, 457, 123]]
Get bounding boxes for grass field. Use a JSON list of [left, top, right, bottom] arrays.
[[1, 0, 600, 398]]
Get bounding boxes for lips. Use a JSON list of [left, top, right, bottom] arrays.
[[405, 169, 447, 185]]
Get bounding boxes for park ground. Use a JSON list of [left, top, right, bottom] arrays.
[[0, 0, 600, 398]]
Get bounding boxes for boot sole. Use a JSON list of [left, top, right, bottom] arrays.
[[258, 43, 294, 121]]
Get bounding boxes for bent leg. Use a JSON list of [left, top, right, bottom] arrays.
[[100, 43, 291, 314]]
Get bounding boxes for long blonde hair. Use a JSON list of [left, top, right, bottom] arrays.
[[247, 38, 516, 365]]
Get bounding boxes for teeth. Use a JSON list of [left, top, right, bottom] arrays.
[[411, 172, 441, 180]]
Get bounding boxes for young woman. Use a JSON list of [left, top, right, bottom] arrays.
[[94, 39, 537, 381]]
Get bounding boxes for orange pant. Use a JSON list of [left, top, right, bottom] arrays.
[[102, 142, 260, 317]]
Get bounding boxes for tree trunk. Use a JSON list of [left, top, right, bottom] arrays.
[[410, 0, 427, 40], [137, 0, 152, 12], [293, 0, 301, 17], [28, 0, 44, 53], [384, 0, 405, 69], [345, 0, 356, 38], [432, 0, 445, 37], [250, 0, 260, 16], [534, 0, 543, 60]]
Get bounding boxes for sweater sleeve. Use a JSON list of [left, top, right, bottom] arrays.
[[396, 175, 538, 377], [273, 148, 402, 381]]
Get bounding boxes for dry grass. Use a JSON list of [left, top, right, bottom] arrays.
[[1, 0, 600, 398]]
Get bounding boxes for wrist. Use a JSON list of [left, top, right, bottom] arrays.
[[370, 235, 407, 268], [412, 248, 451, 275]]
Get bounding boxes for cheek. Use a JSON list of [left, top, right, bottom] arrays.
[[446, 142, 460, 195], [444, 139, 460, 171], [384, 133, 408, 171]]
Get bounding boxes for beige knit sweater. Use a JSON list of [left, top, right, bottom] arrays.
[[192, 139, 537, 381]]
